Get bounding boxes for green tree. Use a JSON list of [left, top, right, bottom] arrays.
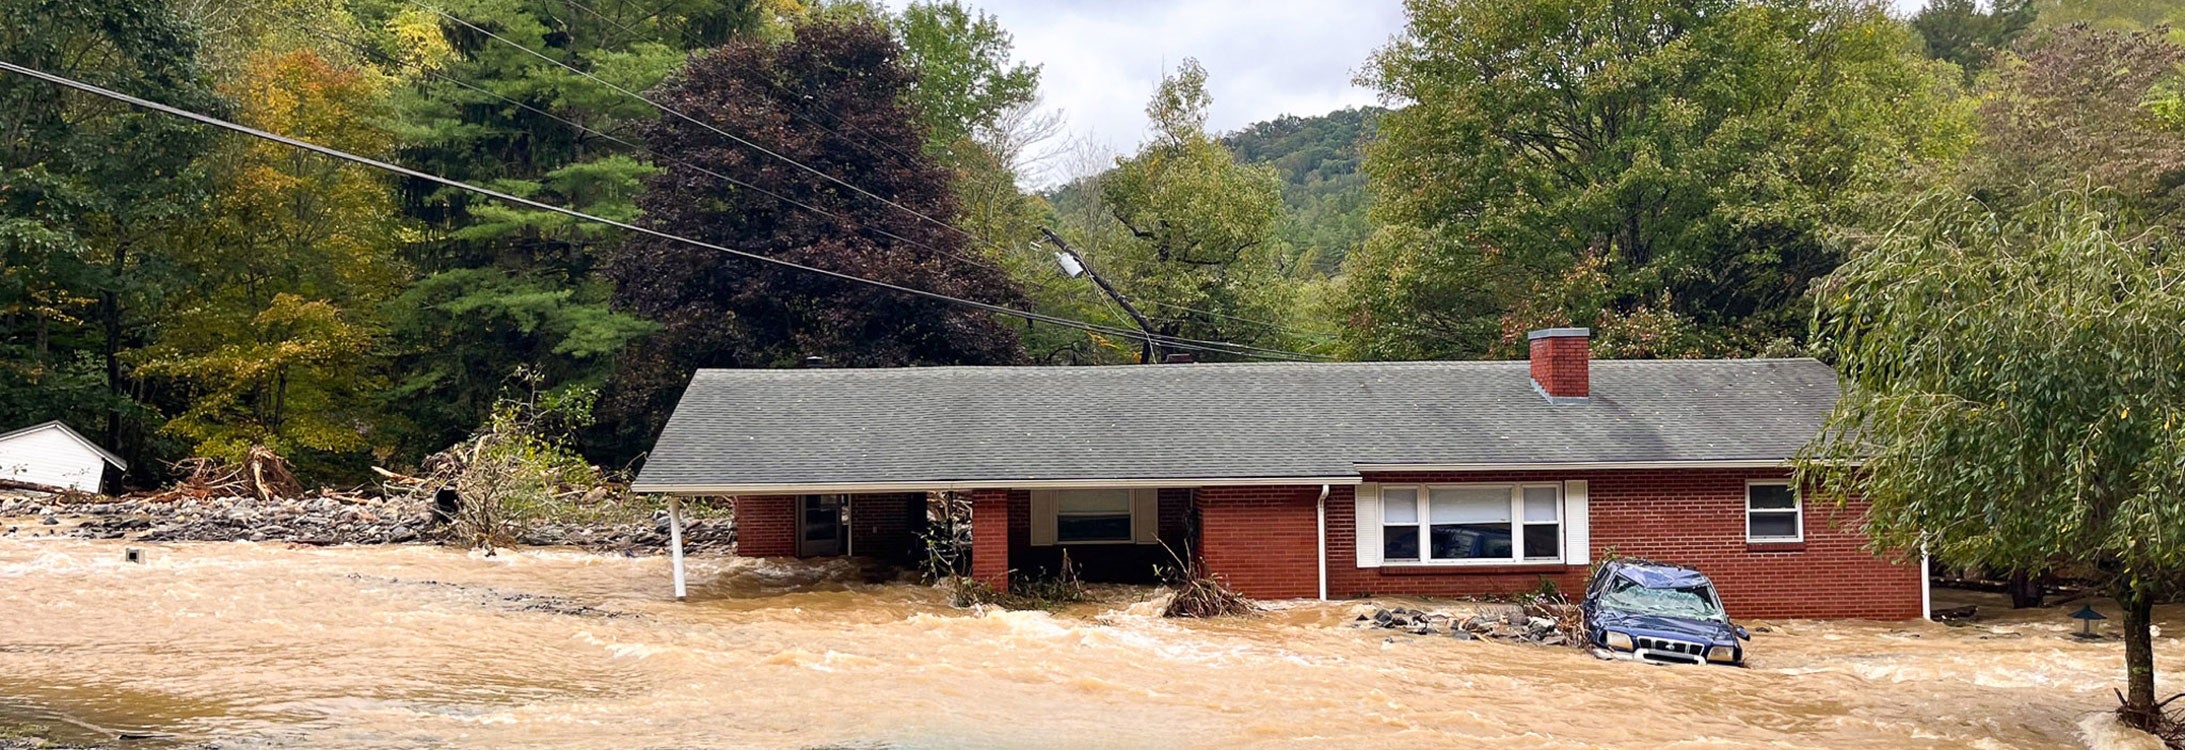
[[1343, 0, 1969, 361], [890, 0, 1039, 152], [1910, 0, 2037, 82], [1962, 26, 2185, 225], [355, 0, 745, 458], [0, 0, 224, 463], [1069, 59, 1302, 361], [133, 49, 409, 472], [2031, 0, 2185, 34], [1800, 189, 2185, 731]]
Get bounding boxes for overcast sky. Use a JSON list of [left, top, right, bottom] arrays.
[[899, 0, 1934, 185]]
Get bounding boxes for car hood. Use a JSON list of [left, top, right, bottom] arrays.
[[1590, 609, 1736, 643]]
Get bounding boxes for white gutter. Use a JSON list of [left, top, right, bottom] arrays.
[[636, 476, 1364, 495], [1315, 483, 1330, 602]]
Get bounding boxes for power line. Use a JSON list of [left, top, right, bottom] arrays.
[[0, 58, 1322, 362], [311, 30, 998, 271], [531, 1, 1328, 351], [397, 4, 1328, 362], [411, 2, 981, 252], [1137, 298, 1335, 340], [298, 32, 1318, 363]]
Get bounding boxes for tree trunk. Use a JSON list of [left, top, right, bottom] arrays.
[[101, 239, 129, 448], [2117, 581, 2161, 731], [2008, 570, 2043, 609]]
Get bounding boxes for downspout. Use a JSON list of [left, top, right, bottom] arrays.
[[1315, 483, 1330, 602], [1920, 546, 1932, 621]]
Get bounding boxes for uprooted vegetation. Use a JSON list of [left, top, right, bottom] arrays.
[[375, 387, 649, 551], [932, 539, 1259, 619], [942, 549, 1091, 610], [1157, 544, 1257, 618]]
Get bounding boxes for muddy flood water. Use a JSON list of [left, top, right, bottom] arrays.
[[2, 538, 2179, 749]]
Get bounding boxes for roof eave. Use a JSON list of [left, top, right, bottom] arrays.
[[632, 475, 1366, 495]]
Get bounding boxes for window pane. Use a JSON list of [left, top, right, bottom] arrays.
[[1523, 487, 1559, 522], [1057, 514, 1132, 542], [1749, 512, 1799, 539], [1523, 523, 1560, 558], [1056, 489, 1132, 514], [1429, 487, 1508, 523], [1383, 525, 1420, 560], [1382, 488, 1419, 523], [1748, 484, 1797, 510], [1430, 523, 1511, 559]]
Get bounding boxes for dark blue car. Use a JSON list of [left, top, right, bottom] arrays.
[[1581, 560, 1748, 666]]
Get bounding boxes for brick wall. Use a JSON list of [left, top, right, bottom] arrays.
[[1191, 471, 1923, 620], [1567, 469, 1921, 620], [1340, 470, 1922, 619], [730, 495, 797, 557], [849, 492, 926, 565], [969, 489, 1012, 590], [1196, 485, 1325, 599]]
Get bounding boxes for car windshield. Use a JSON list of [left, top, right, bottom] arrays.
[[1600, 576, 1725, 620]]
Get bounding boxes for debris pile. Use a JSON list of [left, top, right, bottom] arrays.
[[0, 493, 733, 553], [155, 447, 306, 502], [1358, 600, 1586, 648]]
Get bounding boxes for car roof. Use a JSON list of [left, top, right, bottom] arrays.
[[1607, 561, 1715, 589]]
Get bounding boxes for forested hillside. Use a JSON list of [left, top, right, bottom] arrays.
[[1, 0, 2180, 488], [1222, 108, 1380, 273]]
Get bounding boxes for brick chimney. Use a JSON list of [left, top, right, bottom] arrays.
[[1528, 328, 1590, 401]]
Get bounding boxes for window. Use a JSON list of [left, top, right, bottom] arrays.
[[1381, 488, 1420, 560], [1054, 489, 1133, 543], [1382, 484, 1561, 563], [1746, 482, 1802, 542]]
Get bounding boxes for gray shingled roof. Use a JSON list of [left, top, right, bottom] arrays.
[[632, 359, 1839, 492]]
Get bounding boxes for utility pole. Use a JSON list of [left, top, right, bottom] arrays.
[[1041, 228, 1161, 364]]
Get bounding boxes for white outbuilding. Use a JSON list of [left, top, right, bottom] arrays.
[[0, 421, 127, 493]]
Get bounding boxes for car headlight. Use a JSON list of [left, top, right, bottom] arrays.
[[1602, 631, 1634, 650], [1706, 645, 1738, 663]]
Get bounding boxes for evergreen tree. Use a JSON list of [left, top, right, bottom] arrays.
[[357, 0, 755, 458], [1910, 0, 2037, 82]]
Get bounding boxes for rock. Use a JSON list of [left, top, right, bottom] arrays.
[[1449, 629, 1476, 641], [40, 516, 57, 525]]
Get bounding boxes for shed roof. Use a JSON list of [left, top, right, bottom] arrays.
[[634, 359, 1839, 493], [0, 420, 129, 470]]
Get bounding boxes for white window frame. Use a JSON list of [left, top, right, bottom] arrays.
[[1031, 488, 1160, 546], [1376, 482, 1564, 566], [1054, 489, 1134, 544], [1745, 480, 1803, 543]]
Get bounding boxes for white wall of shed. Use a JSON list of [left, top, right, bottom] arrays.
[[0, 426, 107, 491]]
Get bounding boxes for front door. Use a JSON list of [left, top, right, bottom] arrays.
[[797, 495, 848, 557]]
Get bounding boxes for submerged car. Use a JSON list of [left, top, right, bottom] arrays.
[[1582, 560, 1748, 666]]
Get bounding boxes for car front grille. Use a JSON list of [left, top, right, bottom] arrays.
[[1634, 636, 1706, 663]]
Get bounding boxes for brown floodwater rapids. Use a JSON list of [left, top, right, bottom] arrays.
[[2, 538, 2179, 749]]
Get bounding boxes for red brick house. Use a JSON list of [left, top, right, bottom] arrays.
[[633, 328, 1926, 620]]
